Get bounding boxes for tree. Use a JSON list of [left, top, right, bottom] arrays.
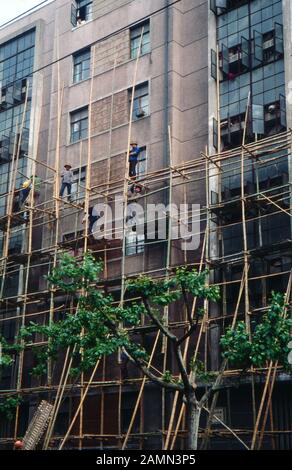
[[1, 253, 291, 449], [221, 291, 292, 372], [0, 252, 220, 449]]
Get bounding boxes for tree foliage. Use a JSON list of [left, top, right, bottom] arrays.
[[0, 396, 22, 421], [221, 292, 292, 372], [0, 254, 219, 387]]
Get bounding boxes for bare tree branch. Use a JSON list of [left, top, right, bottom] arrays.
[[181, 285, 193, 326], [124, 349, 183, 392], [172, 342, 192, 393], [142, 298, 177, 342]]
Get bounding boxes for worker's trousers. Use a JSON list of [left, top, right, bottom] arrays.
[[129, 161, 137, 177], [60, 182, 72, 198]]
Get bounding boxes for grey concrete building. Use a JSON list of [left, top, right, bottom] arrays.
[[0, 0, 291, 450]]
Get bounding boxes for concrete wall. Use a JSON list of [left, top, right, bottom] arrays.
[[0, 0, 209, 272]]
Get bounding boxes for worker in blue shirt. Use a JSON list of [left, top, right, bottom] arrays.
[[129, 141, 141, 178]]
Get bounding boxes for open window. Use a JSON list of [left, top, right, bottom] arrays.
[[71, 0, 93, 27], [210, 0, 227, 15], [220, 37, 250, 79], [210, 0, 249, 16], [221, 44, 229, 77], [264, 97, 287, 135], [279, 94, 286, 129], [213, 118, 219, 150], [252, 104, 264, 136], [211, 49, 217, 80], [253, 23, 284, 65], [253, 30, 263, 67], [274, 23, 284, 56], [241, 36, 249, 70], [221, 113, 247, 149]]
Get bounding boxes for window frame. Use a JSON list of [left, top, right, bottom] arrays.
[[72, 48, 91, 84], [130, 20, 151, 60], [130, 82, 150, 121], [71, 0, 93, 27], [71, 165, 87, 201], [135, 146, 147, 179], [125, 229, 145, 256], [70, 106, 89, 144]]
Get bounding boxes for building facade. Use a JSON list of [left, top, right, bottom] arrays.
[[0, 0, 291, 450]]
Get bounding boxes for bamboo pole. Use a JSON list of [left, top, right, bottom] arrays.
[[164, 230, 207, 450], [10, 86, 31, 439], [119, 28, 144, 307], [121, 331, 161, 449], [251, 271, 292, 450]]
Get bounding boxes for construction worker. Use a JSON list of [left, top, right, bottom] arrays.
[[82, 206, 101, 235], [12, 189, 21, 213], [31, 175, 41, 200], [60, 164, 73, 200], [129, 142, 141, 178], [14, 440, 24, 450], [130, 182, 143, 195], [20, 179, 31, 205]]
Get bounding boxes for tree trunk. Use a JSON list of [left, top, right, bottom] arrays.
[[187, 396, 202, 450]]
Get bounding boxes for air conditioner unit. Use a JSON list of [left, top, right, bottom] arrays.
[[268, 104, 277, 114]]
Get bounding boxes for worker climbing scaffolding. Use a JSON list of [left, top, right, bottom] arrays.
[[129, 141, 141, 178], [20, 179, 31, 205], [82, 206, 101, 236], [128, 142, 144, 194], [60, 164, 73, 201]]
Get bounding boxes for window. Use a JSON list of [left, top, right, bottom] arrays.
[[71, 166, 86, 200], [73, 48, 91, 83], [125, 229, 145, 256], [253, 24, 284, 66], [62, 230, 83, 244], [0, 30, 35, 88], [130, 21, 150, 59], [71, 0, 93, 27], [130, 83, 149, 121], [8, 232, 22, 255], [70, 107, 88, 143], [210, 0, 249, 15], [136, 147, 147, 178]]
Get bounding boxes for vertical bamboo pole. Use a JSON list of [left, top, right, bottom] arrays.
[[99, 56, 117, 448], [118, 29, 144, 449], [251, 271, 292, 450], [15, 80, 42, 431], [121, 331, 160, 449], [164, 230, 207, 450], [79, 44, 96, 450], [119, 28, 144, 306], [161, 125, 173, 447], [11, 85, 31, 439], [0, 123, 19, 297], [43, 24, 68, 447]]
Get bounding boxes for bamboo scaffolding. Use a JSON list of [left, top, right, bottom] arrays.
[[251, 270, 292, 450], [13, 76, 44, 439], [0, 58, 291, 450]]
